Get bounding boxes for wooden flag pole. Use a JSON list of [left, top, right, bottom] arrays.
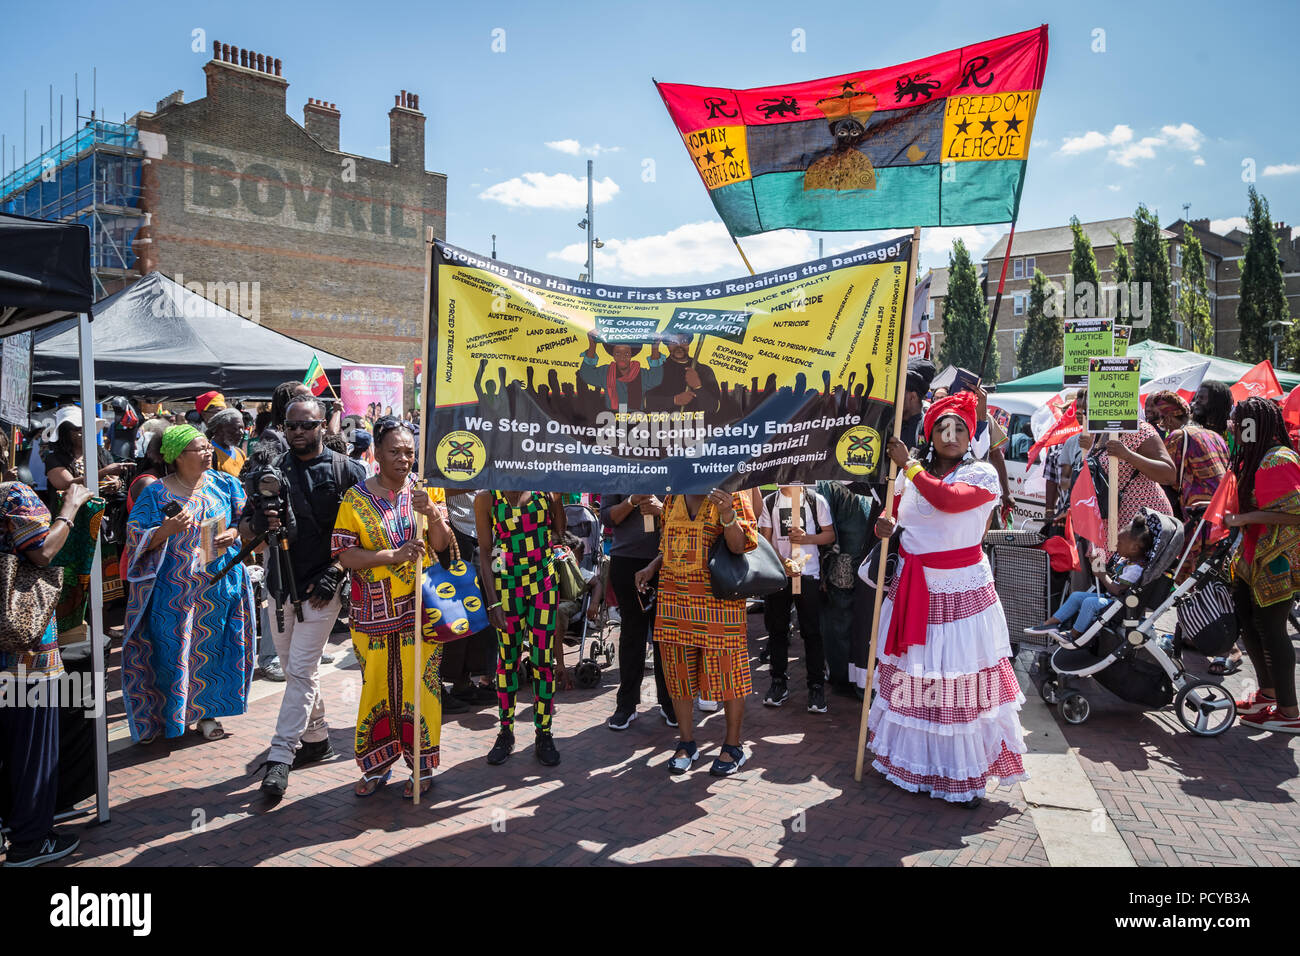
[[1107, 433, 1119, 554], [854, 226, 921, 783], [411, 225, 437, 806], [790, 485, 803, 595], [979, 220, 1017, 380], [732, 236, 756, 276]]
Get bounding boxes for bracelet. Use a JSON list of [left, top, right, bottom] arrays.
[[488, 602, 502, 611], [904, 462, 924, 481], [53, 516, 74, 529], [721, 512, 738, 528]]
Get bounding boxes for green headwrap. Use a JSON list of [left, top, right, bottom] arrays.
[[161, 424, 203, 464]]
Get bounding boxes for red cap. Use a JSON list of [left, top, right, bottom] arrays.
[[195, 390, 226, 413]]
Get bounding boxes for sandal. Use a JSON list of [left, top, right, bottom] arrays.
[[403, 775, 434, 800], [710, 743, 747, 777], [354, 770, 393, 798], [1209, 655, 1242, 676], [666, 740, 699, 775], [197, 719, 224, 741]]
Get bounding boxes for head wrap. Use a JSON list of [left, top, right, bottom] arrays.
[[905, 359, 936, 397], [922, 390, 978, 442], [207, 408, 244, 432], [195, 390, 226, 413], [1151, 390, 1190, 418], [161, 424, 203, 464]]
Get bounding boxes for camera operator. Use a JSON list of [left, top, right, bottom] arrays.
[[238, 396, 365, 800]]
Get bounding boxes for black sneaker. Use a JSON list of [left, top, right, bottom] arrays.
[[807, 685, 828, 714], [607, 709, 636, 731], [3, 832, 80, 867], [441, 692, 471, 715], [535, 731, 561, 767], [291, 739, 337, 768], [763, 677, 789, 707], [486, 729, 515, 765], [261, 761, 291, 799]]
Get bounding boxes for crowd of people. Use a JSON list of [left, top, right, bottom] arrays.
[[3, 361, 1300, 865]]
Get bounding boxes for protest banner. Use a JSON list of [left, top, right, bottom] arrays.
[[421, 235, 913, 494], [1113, 325, 1131, 357], [0, 330, 33, 427], [341, 364, 405, 422], [1062, 318, 1113, 386], [1087, 357, 1141, 433]]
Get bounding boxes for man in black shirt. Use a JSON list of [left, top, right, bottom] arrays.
[[646, 333, 722, 417], [238, 396, 365, 800]]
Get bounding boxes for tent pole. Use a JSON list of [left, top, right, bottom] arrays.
[[78, 312, 109, 824]]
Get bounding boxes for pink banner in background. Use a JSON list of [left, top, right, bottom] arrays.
[[341, 364, 405, 422]]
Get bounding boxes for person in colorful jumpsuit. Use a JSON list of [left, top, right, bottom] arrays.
[[474, 490, 567, 767]]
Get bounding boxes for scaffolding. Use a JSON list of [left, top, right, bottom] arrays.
[[0, 118, 145, 300]]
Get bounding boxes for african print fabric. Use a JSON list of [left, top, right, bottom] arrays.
[[121, 471, 255, 741], [1234, 446, 1300, 607], [491, 491, 559, 732], [0, 482, 64, 680]]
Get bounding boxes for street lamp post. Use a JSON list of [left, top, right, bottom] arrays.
[[576, 159, 605, 281], [1267, 319, 1293, 368]]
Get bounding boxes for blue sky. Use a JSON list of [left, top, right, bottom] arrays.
[[2, 0, 1297, 285]]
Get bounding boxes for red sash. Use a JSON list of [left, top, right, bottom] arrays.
[[884, 543, 984, 658]]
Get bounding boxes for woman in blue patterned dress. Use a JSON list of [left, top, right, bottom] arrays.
[[121, 425, 256, 743]]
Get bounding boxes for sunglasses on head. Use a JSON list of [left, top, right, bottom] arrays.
[[373, 417, 414, 440], [285, 420, 324, 432]]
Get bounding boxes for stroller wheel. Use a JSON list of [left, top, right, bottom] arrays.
[[1038, 679, 1060, 705], [1174, 680, 1237, 737], [575, 659, 602, 689], [603, 646, 616, 668], [1060, 692, 1090, 724]]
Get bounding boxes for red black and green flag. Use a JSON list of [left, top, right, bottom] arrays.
[[303, 354, 328, 396], [656, 25, 1048, 236]]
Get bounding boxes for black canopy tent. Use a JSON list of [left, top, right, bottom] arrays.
[[0, 211, 109, 825], [32, 270, 351, 399]]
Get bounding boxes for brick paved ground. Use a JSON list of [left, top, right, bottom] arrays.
[[1045, 611, 1300, 867], [63, 613, 1049, 867]]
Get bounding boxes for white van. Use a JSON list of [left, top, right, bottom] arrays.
[[987, 390, 1062, 532]]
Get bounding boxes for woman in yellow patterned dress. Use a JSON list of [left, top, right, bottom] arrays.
[[635, 489, 758, 777], [332, 419, 450, 799]]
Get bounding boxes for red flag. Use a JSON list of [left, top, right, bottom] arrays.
[[1203, 472, 1239, 544], [1027, 401, 1082, 462], [1283, 383, 1300, 429], [1230, 360, 1283, 403], [1069, 461, 1105, 547]]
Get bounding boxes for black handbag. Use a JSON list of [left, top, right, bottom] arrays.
[[708, 533, 787, 600]]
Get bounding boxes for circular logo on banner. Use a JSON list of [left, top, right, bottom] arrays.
[[435, 430, 486, 481], [435, 582, 457, 600], [836, 425, 882, 476]]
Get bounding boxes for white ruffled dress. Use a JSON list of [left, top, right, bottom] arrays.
[[856, 460, 1028, 802]]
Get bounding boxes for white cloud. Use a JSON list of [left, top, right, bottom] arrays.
[[1209, 217, 1248, 235], [1058, 125, 1132, 155], [545, 139, 622, 157], [1110, 135, 1164, 167], [1193, 156, 1206, 166], [1264, 163, 1300, 176], [479, 172, 619, 210], [1107, 184, 1122, 192], [920, 225, 1005, 263], [1160, 123, 1205, 152]]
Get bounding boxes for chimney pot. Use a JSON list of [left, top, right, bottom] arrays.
[[257, 53, 265, 71], [274, 58, 282, 76], [395, 94, 400, 106], [240, 48, 248, 67]]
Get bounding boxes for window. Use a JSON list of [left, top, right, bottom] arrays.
[[1174, 244, 1183, 268], [1013, 294, 1025, 316], [1209, 259, 1216, 281], [1025, 256, 1036, 275], [1012, 258, 1024, 279], [1005, 413, 1034, 464], [1013, 329, 1025, 353], [1175, 320, 1185, 347]]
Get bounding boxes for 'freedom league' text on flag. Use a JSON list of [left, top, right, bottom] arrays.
[[656, 25, 1048, 236]]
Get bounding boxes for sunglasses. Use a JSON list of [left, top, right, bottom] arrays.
[[285, 420, 324, 432]]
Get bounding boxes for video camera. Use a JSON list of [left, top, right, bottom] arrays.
[[243, 462, 296, 539]]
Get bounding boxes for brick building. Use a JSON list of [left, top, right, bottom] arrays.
[[928, 215, 1299, 381], [129, 43, 446, 392]]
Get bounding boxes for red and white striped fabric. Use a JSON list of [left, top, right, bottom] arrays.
[[855, 459, 1029, 803]]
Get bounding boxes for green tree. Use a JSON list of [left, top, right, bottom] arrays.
[[1016, 268, 1062, 375], [1068, 215, 1101, 317], [1179, 223, 1214, 355], [938, 238, 999, 381], [1131, 203, 1175, 344], [1110, 229, 1132, 320], [1236, 186, 1292, 365]]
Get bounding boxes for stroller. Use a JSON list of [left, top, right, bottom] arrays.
[[563, 503, 614, 689], [1036, 508, 1240, 737]]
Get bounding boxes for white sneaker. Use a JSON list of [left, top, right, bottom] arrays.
[[698, 699, 719, 712]]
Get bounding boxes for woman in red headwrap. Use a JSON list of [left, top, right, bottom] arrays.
[[866, 391, 1027, 807]]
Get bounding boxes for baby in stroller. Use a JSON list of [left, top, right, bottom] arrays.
[[1024, 514, 1159, 644]]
